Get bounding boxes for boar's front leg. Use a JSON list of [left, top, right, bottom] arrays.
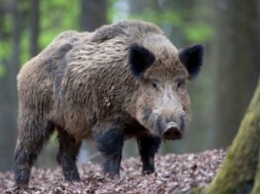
[[94, 129, 124, 176], [137, 135, 161, 174]]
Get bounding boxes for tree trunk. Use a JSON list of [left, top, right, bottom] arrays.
[[0, 0, 20, 171], [212, 0, 260, 149], [79, 0, 107, 31], [29, 0, 40, 57], [206, 77, 260, 194]]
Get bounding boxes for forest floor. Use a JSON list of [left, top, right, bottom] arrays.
[[0, 149, 225, 194]]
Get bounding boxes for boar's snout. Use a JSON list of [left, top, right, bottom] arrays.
[[162, 122, 182, 140]]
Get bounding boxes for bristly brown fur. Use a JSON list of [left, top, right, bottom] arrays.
[[14, 20, 203, 186]]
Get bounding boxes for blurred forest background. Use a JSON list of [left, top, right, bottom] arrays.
[[0, 0, 259, 171]]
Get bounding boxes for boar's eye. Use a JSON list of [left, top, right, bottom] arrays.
[[151, 79, 159, 90], [152, 82, 158, 89], [176, 79, 185, 90]]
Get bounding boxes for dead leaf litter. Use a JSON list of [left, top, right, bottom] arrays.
[[0, 149, 225, 194]]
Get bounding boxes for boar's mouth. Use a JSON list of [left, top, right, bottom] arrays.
[[162, 122, 182, 140]]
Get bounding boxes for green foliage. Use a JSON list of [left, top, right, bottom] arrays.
[[0, 65, 5, 77], [0, 39, 11, 67], [128, 8, 212, 44], [39, 0, 78, 59], [128, 9, 182, 28], [183, 22, 212, 43], [107, 0, 117, 23], [0, 0, 80, 69], [20, 32, 29, 68], [0, 10, 12, 75]]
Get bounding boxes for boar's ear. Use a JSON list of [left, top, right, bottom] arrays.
[[129, 44, 155, 78], [179, 44, 204, 80]]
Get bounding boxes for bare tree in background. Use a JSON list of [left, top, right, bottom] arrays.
[[0, 0, 20, 171], [211, 0, 260, 149], [29, 0, 40, 57], [128, 0, 158, 13], [79, 0, 107, 31]]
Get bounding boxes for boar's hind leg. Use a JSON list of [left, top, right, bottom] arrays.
[[14, 117, 55, 187], [94, 130, 124, 176], [137, 135, 161, 174], [56, 128, 81, 181]]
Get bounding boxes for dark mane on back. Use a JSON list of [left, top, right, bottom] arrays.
[[90, 20, 164, 43]]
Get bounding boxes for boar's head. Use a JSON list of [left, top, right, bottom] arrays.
[[129, 40, 204, 141]]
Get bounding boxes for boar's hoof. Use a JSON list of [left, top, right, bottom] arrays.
[[143, 169, 155, 175], [14, 183, 29, 190], [163, 122, 182, 140]]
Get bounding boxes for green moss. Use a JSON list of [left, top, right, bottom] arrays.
[[251, 150, 260, 194], [189, 186, 205, 194]]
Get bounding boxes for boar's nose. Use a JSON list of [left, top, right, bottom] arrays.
[[162, 122, 182, 140]]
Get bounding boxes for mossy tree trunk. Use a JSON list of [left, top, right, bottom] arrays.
[[251, 149, 260, 194], [206, 77, 260, 194]]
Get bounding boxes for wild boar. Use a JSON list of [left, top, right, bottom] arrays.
[[14, 20, 204, 187]]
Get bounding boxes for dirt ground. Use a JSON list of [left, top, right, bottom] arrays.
[[0, 149, 225, 194]]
